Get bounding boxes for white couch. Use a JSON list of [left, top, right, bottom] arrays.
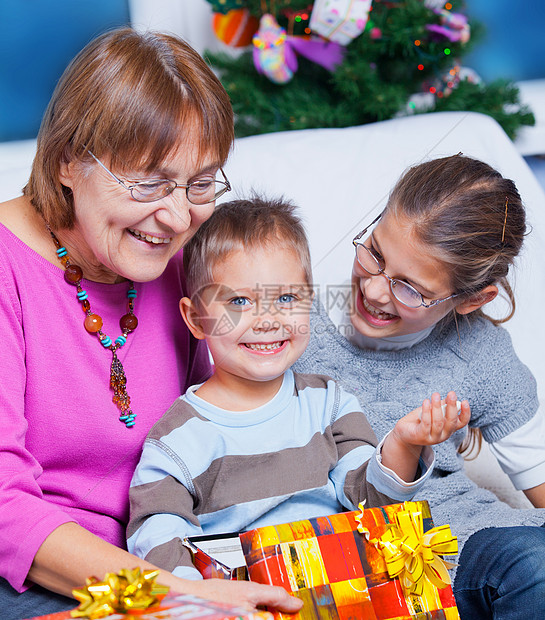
[[1, 111, 543, 508]]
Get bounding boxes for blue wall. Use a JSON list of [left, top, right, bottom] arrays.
[[464, 0, 545, 82], [0, 0, 130, 141]]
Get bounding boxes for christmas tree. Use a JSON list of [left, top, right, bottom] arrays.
[[204, 0, 534, 139]]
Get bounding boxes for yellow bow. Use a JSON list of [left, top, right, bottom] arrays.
[[71, 568, 170, 619], [356, 502, 458, 597]]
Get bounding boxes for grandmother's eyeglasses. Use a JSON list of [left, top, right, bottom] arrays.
[[88, 152, 231, 205], [352, 212, 459, 309]]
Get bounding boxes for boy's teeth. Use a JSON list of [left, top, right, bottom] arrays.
[[245, 342, 283, 351], [129, 229, 172, 244], [363, 297, 395, 320]]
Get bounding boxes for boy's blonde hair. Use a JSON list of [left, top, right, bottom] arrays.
[[183, 196, 313, 299]]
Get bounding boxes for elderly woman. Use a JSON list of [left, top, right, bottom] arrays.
[[0, 28, 301, 619]]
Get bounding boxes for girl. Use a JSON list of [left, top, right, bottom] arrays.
[[294, 154, 545, 619]]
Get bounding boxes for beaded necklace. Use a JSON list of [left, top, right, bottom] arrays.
[[48, 227, 138, 427]]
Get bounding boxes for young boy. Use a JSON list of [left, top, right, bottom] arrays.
[[127, 197, 469, 580]]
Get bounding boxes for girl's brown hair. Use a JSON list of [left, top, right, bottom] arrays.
[[387, 154, 526, 325], [24, 27, 234, 229], [386, 154, 526, 458]]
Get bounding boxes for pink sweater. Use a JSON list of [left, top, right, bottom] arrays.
[[0, 223, 211, 591]]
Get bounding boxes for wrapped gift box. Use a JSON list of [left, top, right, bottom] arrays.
[[309, 0, 373, 46], [183, 533, 248, 580], [28, 593, 273, 620], [239, 501, 459, 620]]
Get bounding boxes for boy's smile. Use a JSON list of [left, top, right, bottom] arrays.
[[243, 340, 287, 353]]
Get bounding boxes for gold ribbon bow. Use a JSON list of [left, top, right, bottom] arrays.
[[355, 502, 458, 597], [71, 568, 170, 619]]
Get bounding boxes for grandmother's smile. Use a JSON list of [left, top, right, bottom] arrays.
[[128, 228, 173, 245]]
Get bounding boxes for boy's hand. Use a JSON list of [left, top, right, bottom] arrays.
[[394, 391, 470, 447]]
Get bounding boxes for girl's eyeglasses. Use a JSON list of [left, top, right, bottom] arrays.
[[352, 212, 459, 309]]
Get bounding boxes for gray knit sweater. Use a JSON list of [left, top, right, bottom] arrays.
[[293, 303, 545, 573]]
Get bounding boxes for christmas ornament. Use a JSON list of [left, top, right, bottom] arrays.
[[253, 14, 344, 84], [309, 0, 373, 46], [213, 9, 259, 47], [253, 14, 297, 84], [424, 0, 447, 9], [439, 64, 481, 96], [427, 9, 470, 44]]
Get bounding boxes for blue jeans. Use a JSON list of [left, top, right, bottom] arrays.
[[453, 525, 545, 619], [0, 578, 75, 620]]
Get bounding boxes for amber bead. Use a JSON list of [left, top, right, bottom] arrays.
[[82, 300, 91, 312], [120, 313, 138, 331], [84, 313, 103, 333], [64, 264, 83, 284]]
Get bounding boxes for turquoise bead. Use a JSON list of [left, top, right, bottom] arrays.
[[77, 290, 88, 301], [101, 336, 112, 347], [115, 336, 127, 347], [120, 413, 136, 427], [56, 247, 67, 257], [127, 288, 137, 298]]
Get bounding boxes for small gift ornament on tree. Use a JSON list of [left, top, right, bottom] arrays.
[[437, 64, 481, 96], [427, 8, 471, 44], [213, 9, 260, 47], [309, 0, 373, 46], [252, 14, 296, 84], [424, 0, 448, 9], [253, 13, 344, 84]]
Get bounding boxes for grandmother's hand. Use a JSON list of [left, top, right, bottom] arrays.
[[190, 578, 303, 613]]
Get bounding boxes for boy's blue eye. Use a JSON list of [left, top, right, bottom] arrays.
[[229, 296, 251, 307], [276, 293, 297, 306]]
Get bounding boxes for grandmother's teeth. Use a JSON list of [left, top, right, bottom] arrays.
[[130, 229, 171, 244]]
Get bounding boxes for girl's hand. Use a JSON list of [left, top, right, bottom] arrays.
[[395, 391, 470, 447], [381, 392, 470, 483]]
